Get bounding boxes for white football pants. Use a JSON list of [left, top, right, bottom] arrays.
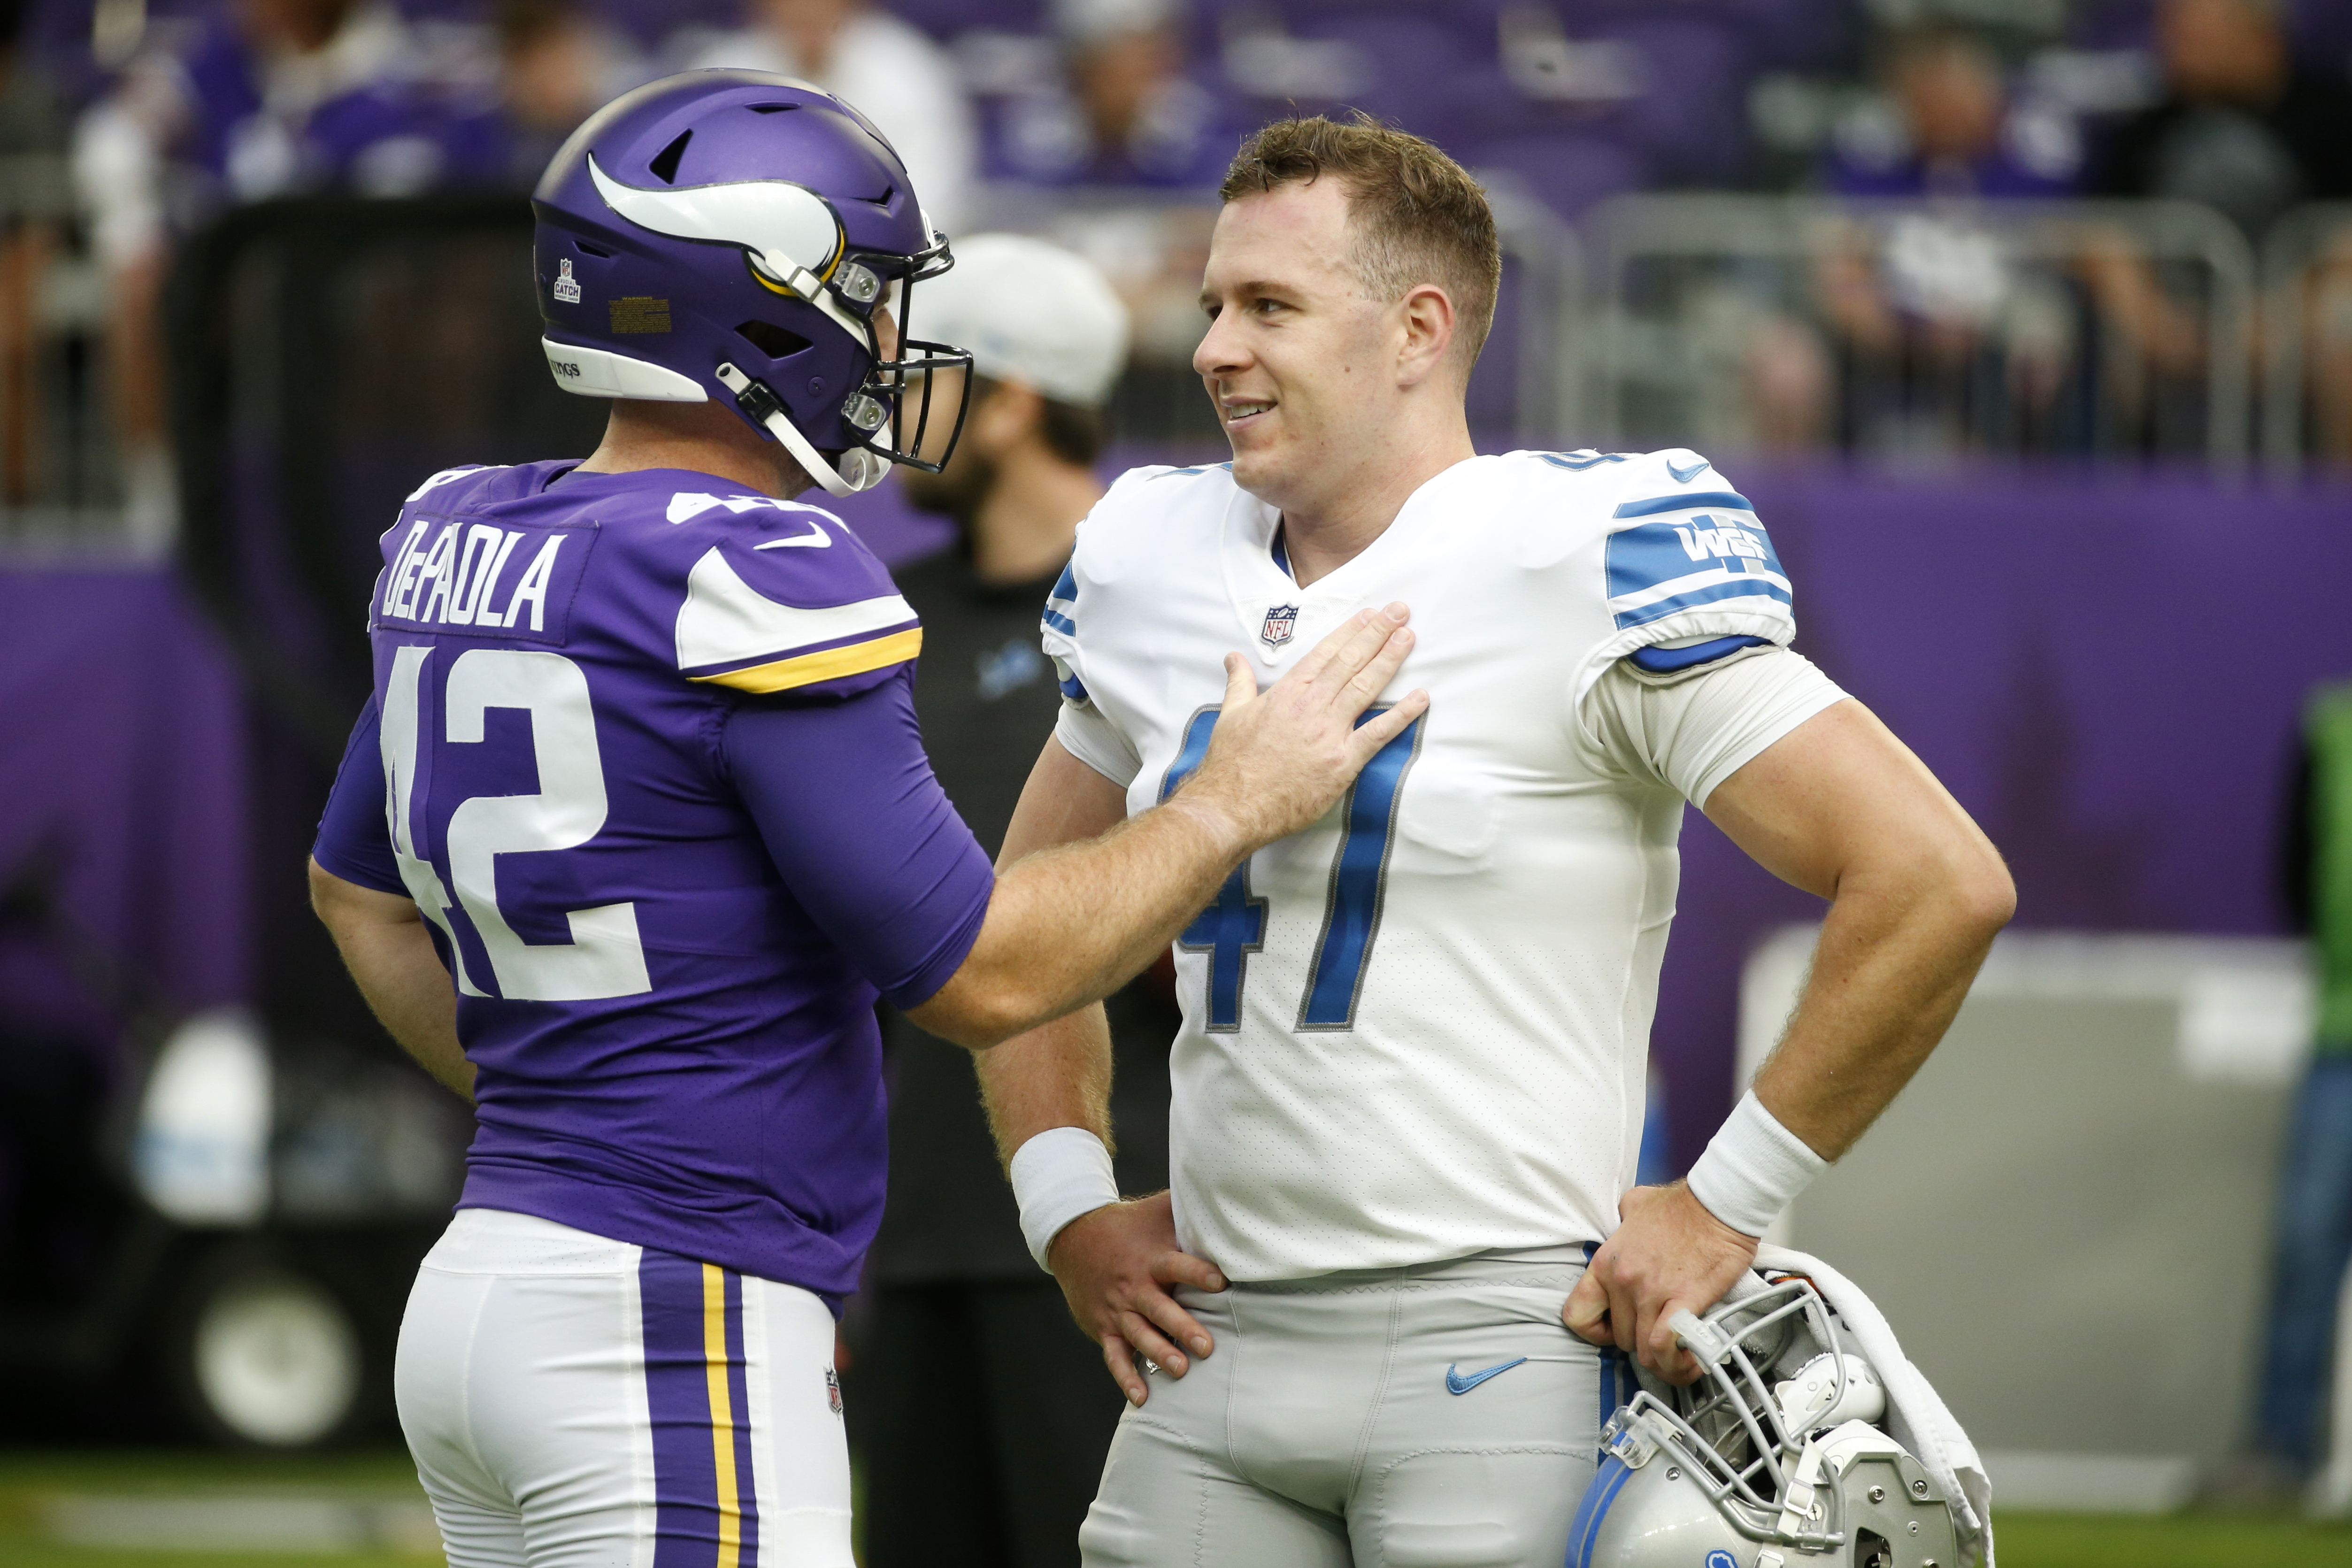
[[1080, 1246, 1622, 1568], [395, 1208, 854, 1568]]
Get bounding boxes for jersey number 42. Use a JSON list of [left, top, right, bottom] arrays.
[[379, 646, 652, 1003]]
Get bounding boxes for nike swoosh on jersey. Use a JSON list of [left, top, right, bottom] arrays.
[[1666, 456, 1710, 484], [753, 520, 832, 549], [1444, 1357, 1529, 1395]]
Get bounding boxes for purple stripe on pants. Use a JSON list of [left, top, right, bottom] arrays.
[[726, 1266, 760, 1567], [640, 1248, 761, 1567]]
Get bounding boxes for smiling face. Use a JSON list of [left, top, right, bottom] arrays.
[[1193, 179, 1415, 515]]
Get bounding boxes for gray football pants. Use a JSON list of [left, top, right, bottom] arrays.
[[1080, 1246, 1620, 1568]]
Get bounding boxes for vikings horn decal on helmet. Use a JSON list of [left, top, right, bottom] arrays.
[[531, 70, 973, 498], [1566, 1274, 1962, 1568]]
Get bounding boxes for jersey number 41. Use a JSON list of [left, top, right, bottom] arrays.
[[1157, 707, 1423, 1034]]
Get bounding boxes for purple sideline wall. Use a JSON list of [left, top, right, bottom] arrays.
[[1653, 468, 2352, 1166], [4, 469, 2349, 1169], [0, 570, 251, 1062]]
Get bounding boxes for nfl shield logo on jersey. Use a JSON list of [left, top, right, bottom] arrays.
[[1261, 604, 1299, 649]]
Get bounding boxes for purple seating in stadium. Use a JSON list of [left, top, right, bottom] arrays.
[[883, 0, 1045, 39], [1458, 129, 1645, 222], [1252, 12, 1477, 140]]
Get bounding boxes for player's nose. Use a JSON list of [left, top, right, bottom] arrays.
[[1191, 309, 1247, 380]]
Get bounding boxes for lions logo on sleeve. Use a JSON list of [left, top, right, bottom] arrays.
[[1544, 449, 1799, 698]]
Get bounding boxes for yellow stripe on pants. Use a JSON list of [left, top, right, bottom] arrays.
[[702, 1262, 742, 1568]]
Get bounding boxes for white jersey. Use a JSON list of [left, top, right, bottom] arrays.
[[1043, 449, 1845, 1281]]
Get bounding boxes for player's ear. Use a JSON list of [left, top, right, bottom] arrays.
[[1395, 283, 1456, 389]]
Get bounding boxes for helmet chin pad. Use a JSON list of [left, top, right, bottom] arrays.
[[541, 339, 707, 402]]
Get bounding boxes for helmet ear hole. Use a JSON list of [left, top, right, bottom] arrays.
[[649, 131, 692, 184], [735, 320, 814, 359]]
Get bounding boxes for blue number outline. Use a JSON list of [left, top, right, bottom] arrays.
[[1295, 709, 1424, 1030], [1157, 706, 1266, 1032]]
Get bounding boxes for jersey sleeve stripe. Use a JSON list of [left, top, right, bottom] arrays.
[[1611, 576, 1792, 629], [1611, 562, 1793, 615], [690, 627, 923, 693], [1611, 491, 1755, 518], [676, 546, 917, 671], [1042, 566, 1080, 640]]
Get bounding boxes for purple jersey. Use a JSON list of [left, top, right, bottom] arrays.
[[312, 461, 996, 1299]]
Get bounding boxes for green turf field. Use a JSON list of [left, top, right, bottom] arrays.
[[1, 1449, 2348, 1566]]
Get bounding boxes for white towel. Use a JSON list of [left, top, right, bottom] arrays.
[[1753, 1243, 1996, 1568]]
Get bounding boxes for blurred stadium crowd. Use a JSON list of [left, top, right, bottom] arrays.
[[1, 0, 2351, 556], [4, 4, 2352, 1558]]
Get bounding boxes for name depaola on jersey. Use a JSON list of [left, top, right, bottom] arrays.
[[379, 514, 578, 636]]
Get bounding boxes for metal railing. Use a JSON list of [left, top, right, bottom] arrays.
[[1577, 195, 2257, 465], [2261, 202, 2352, 476]]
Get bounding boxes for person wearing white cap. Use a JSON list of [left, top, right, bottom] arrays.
[[898, 233, 1132, 573], [858, 234, 1144, 1568]]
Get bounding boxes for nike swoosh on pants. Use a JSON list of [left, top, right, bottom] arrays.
[[1444, 1357, 1529, 1394]]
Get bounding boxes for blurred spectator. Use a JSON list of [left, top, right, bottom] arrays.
[[2084, 0, 2352, 238], [2073, 0, 2352, 439], [1757, 28, 2082, 458], [74, 0, 453, 544], [0, 0, 67, 513], [857, 234, 1156, 1568], [986, 0, 1232, 191], [67, 0, 636, 547], [2260, 680, 2352, 1485], [490, 0, 645, 187], [686, 0, 975, 231], [1826, 25, 2081, 200]]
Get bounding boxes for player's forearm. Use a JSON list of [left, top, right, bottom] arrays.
[[974, 1003, 1115, 1169], [335, 921, 473, 1100], [907, 794, 1245, 1048], [309, 863, 474, 1101], [1750, 846, 2010, 1160]]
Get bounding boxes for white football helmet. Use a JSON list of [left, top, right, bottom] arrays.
[[1566, 1273, 1961, 1568]]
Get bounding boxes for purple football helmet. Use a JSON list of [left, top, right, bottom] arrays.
[[532, 70, 971, 497]]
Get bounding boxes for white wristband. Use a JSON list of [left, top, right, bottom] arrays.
[[1683, 1090, 1829, 1238], [1009, 1127, 1121, 1271]]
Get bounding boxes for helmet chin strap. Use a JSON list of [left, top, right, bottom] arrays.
[[715, 362, 887, 499]]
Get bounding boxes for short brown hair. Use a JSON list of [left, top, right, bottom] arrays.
[[1219, 113, 1502, 369]]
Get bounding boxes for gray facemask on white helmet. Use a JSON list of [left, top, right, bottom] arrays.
[[1566, 1273, 1961, 1568]]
